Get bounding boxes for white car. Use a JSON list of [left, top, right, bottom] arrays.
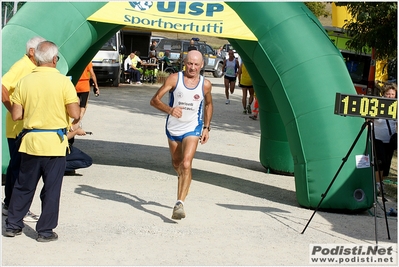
[[150, 36, 166, 46]]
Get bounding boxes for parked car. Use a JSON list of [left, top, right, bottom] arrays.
[[156, 38, 224, 78], [150, 36, 166, 46]]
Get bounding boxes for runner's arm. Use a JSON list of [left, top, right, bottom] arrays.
[[200, 79, 213, 145], [150, 73, 181, 117]]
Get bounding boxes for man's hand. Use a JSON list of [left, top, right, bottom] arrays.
[[199, 130, 209, 144], [170, 106, 183, 118], [75, 128, 86, 136]]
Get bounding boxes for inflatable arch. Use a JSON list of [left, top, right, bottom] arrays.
[[2, 2, 373, 210]]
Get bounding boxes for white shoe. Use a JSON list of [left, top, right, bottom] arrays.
[[171, 203, 186, 220], [225, 99, 230, 104], [23, 211, 39, 222], [136, 81, 142, 85]]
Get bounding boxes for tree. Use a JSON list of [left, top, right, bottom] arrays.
[[336, 2, 397, 61], [304, 2, 330, 18]]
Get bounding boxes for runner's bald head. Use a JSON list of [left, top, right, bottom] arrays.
[[186, 50, 203, 63]]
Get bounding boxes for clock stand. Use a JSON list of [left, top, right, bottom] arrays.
[[302, 120, 391, 244]]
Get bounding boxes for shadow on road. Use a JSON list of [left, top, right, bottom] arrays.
[[74, 184, 177, 224], [76, 139, 298, 208]]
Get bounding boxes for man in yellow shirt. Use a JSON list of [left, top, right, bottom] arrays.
[[1, 36, 45, 221], [5, 41, 80, 242], [124, 51, 142, 84]]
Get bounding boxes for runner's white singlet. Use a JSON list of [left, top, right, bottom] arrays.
[[166, 71, 204, 138], [224, 58, 237, 78]]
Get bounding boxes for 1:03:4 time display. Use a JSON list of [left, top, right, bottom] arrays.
[[334, 93, 397, 120]]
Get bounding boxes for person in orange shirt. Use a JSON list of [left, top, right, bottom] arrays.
[[75, 62, 99, 122]]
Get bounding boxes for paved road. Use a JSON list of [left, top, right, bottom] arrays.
[[2, 76, 397, 266]]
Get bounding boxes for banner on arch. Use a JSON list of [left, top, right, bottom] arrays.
[[87, 1, 257, 41]]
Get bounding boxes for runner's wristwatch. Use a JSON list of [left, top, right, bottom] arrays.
[[203, 126, 210, 131]]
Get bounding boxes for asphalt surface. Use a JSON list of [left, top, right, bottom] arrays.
[[1, 75, 397, 266]]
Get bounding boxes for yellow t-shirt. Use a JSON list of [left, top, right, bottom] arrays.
[[240, 64, 252, 87], [11, 67, 79, 156], [132, 55, 141, 68], [2, 55, 36, 138]]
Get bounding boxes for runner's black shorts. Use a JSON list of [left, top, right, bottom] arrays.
[[224, 76, 236, 82], [77, 92, 89, 108]]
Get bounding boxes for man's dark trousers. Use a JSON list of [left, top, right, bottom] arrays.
[[4, 138, 21, 207], [6, 154, 65, 237]]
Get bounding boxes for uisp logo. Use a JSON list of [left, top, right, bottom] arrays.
[[129, 1, 153, 11]]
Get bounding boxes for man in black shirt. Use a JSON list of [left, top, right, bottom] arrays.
[[188, 39, 197, 51], [187, 38, 204, 74]]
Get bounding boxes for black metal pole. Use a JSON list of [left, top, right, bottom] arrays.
[[369, 121, 390, 241]]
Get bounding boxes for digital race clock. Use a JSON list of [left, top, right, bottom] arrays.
[[334, 93, 397, 120]]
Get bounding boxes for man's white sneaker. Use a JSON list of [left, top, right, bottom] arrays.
[[225, 99, 230, 104], [171, 203, 186, 220], [136, 81, 142, 85], [23, 211, 39, 222]]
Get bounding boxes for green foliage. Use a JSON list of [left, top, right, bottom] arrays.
[[304, 2, 330, 18], [336, 2, 397, 60]]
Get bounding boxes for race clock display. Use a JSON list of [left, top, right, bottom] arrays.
[[334, 93, 397, 120]]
